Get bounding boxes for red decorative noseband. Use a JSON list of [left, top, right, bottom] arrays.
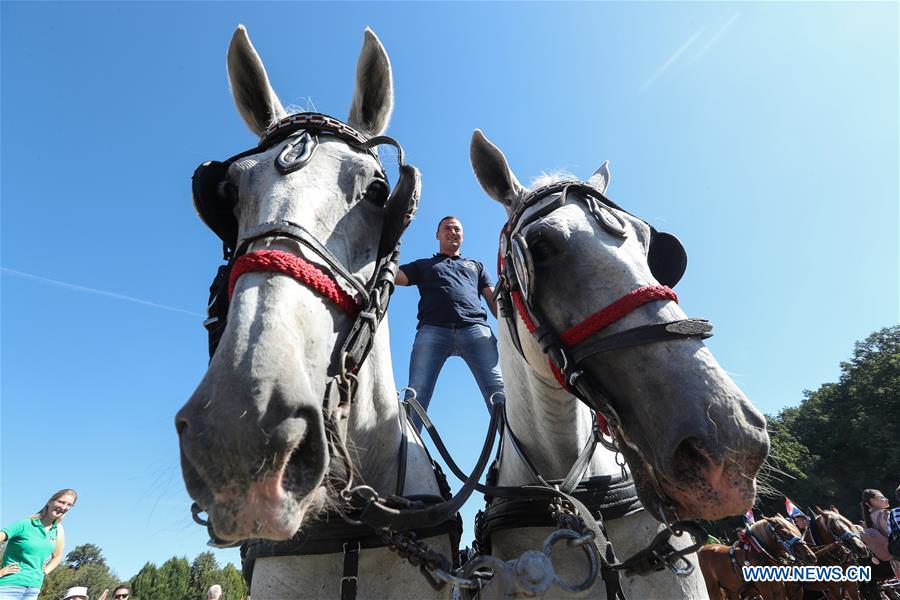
[[228, 250, 360, 317]]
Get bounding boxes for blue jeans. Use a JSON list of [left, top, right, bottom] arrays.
[[404, 323, 504, 432], [0, 587, 41, 600]]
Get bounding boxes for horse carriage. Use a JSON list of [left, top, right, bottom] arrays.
[[175, 26, 770, 599]]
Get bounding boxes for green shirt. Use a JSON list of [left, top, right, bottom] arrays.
[[1, 518, 59, 588]]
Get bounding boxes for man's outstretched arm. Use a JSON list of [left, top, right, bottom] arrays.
[[395, 268, 410, 286]]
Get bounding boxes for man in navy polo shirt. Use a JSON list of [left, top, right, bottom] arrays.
[[396, 216, 503, 431]]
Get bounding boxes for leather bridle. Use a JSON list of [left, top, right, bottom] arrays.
[[189, 112, 421, 546], [496, 180, 713, 522]]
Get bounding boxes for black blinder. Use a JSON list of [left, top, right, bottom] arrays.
[[192, 160, 239, 251], [648, 230, 687, 288], [377, 163, 420, 258]]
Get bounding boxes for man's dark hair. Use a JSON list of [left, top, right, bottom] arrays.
[[436, 215, 460, 232], [113, 586, 130, 594]]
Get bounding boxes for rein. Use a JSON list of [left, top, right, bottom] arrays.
[[397, 394, 705, 595]]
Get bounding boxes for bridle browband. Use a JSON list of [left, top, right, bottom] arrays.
[[496, 180, 714, 522]]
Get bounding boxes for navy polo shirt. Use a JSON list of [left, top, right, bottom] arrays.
[[400, 254, 492, 328]]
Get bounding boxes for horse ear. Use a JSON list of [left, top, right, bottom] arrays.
[[815, 506, 824, 514], [227, 25, 287, 136], [347, 28, 394, 136], [470, 129, 524, 208], [830, 505, 838, 513], [586, 161, 611, 195]]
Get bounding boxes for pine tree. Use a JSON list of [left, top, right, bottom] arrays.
[[130, 562, 158, 600], [189, 551, 221, 599], [220, 563, 249, 600], [155, 557, 190, 600]]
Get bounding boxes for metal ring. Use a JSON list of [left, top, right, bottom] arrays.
[[398, 386, 417, 402], [542, 529, 600, 593], [275, 131, 318, 174], [191, 502, 209, 526]]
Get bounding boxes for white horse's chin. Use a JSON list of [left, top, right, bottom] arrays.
[[662, 472, 757, 521], [210, 480, 329, 542], [626, 450, 756, 521]]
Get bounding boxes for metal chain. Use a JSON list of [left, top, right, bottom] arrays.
[[380, 528, 461, 591]]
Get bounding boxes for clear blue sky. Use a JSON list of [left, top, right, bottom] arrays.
[[2, 1, 897, 582]]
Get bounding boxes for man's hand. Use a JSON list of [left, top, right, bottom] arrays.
[[395, 268, 410, 286]]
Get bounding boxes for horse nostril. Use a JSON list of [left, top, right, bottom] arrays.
[[176, 417, 190, 438], [671, 436, 720, 477]]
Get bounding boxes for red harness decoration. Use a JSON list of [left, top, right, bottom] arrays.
[[228, 250, 360, 317], [559, 286, 678, 346]]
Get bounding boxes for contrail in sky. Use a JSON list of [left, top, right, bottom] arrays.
[[692, 13, 741, 63], [640, 26, 707, 93], [1, 267, 204, 317]]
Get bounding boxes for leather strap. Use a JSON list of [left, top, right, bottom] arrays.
[[569, 319, 713, 363], [340, 542, 360, 600]]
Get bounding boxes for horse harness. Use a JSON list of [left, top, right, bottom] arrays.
[[729, 525, 806, 576], [401, 393, 705, 598], [190, 116, 710, 597], [806, 514, 862, 563]]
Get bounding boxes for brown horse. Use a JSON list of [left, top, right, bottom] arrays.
[[699, 516, 816, 600], [787, 508, 871, 600]]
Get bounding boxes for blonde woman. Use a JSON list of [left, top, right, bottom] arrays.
[[0, 489, 77, 600]]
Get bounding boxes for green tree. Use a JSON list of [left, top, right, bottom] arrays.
[[768, 326, 900, 516], [219, 563, 249, 600], [38, 566, 75, 600], [64, 543, 107, 570], [130, 562, 158, 600], [155, 557, 190, 600], [189, 551, 220, 599], [39, 544, 118, 599], [67, 563, 119, 599]]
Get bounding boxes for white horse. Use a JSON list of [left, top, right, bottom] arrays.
[[177, 27, 453, 599], [468, 130, 770, 598]]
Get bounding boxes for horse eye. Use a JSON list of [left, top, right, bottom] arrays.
[[364, 179, 389, 207], [218, 180, 239, 202], [529, 238, 556, 263]]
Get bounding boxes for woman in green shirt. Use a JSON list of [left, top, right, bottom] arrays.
[[0, 489, 77, 600]]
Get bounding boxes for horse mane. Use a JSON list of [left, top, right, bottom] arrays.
[[748, 518, 773, 545], [750, 515, 801, 548], [773, 514, 803, 537], [528, 170, 578, 190], [819, 508, 855, 531]]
